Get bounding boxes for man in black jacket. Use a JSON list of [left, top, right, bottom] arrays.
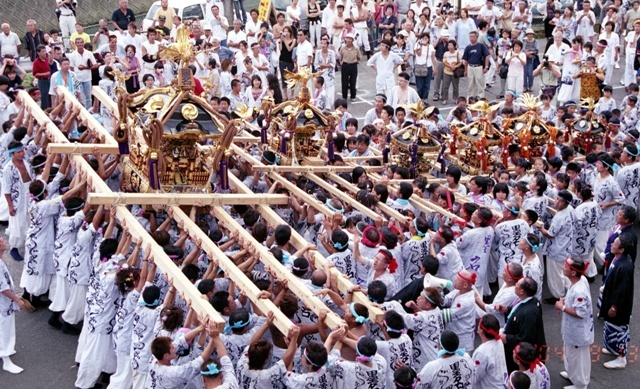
[[389, 255, 440, 306], [498, 277, 547, 373], [600, 233, 636, 369]]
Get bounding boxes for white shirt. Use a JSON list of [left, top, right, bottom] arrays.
[[245, 19, 261, 46], [417, 354, 474, 389], [478, 5, 504, 27], [562, 277, 594, 347], [208, 16, 230, 41], [472, 340, 508, 389], [576, 10, 596, 38], [227, 30, 247, 52], [545, 42, 570, 65], [68, 49, 96, 82], [0, 32, 21, 56], [296, 40, 314, 67]]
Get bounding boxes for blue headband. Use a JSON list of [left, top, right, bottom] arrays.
[[200, 363, 220, 376], [505, 204, 520, 215], [325, 199, 345, 213], [67, 202, 84, 211], [525, 236, 541, 253], [624, 146, 639, 157], [332, 237, 348, 250], [506, 90, 519, 98], [304, 349, 329, 368], [138, 298, 160, 307], [264, 153, 280, 165], [31, 183, 46, 199], [355, 336, 373, 362], [413, 218, 426, 237], [422, 290, 438, 306], [223, 318, 251, 334], [601, 159, 614, 170], [8, 145, 23, 154], [350, 303, 369, 324], [437, 338, 466, 358]]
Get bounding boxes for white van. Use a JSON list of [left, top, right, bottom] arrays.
[[142, 0, 208, 31]]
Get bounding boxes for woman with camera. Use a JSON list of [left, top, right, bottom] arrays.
[[505, 40, 526, 95], [572, 56, 605, 101]]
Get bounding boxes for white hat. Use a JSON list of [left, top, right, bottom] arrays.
[[441, 29, 450, 37]]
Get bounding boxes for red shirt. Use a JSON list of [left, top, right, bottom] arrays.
[[32, 57, 51, 80]]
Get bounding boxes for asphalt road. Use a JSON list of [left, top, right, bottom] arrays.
[[2, 41, 639, 388]]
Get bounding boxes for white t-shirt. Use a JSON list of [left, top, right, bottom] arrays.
[[478, 6, 504, 27], [245, 19, 261, 46], [227, 30, 247, 52], [68, 49, 96, 82], [545, 42, 570, 65], [0, 32, 21, 56], [417, 354, 474, 389], [296, 40, 314, 67]]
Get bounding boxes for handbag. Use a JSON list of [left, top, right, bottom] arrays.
[[415, 63, 430, 77], [453, 52, 465, 78], [499, 58, 508, 79]]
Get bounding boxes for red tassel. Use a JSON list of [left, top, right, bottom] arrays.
[[388, 258, 398, 274]]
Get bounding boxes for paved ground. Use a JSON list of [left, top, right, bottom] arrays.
[[2, 41, 639, 388]]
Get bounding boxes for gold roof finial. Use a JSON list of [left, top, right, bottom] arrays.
[[160, 24, 196, 65], [284, 66, 324, 101]]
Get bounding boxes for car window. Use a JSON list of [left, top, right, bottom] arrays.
[[182, 4, 205, 20], [146, 4, 161, 19]]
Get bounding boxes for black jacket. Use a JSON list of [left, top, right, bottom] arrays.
[[503, 297, 547, 373], [599, 254, 634, 326]]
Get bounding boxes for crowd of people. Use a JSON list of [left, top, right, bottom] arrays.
[[0, 0, 639, 389]]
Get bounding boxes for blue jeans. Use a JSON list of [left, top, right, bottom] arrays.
[[415, 67, 433, 100], [37, 78, 51, 109], [79, 80, 92, 109], [233, 0, 247, 24], [524, 60, 534, 90]]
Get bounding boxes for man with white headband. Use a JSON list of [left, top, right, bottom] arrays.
[[417, 330, 473, 388], [616, 144, 640, 208], [2, 141, 31, 262]]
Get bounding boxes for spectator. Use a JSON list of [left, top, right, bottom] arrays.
[[575, 1, 596, 44], [462, 31, 490, 99], [69, 23, 90, 51], [505, 40, 526, 95], [340, 33, 362, 101], [314, 38, 337, 107], [414, 33, 435, 101], [31, 45, 51, 109], [0, 24, 21, 59], [286, 0, 303, 30], [511, 0, 532, 40], [92, 20, 111, 49], [367, 39, 403, 97], [441, 39, 463, 104], [599, 21, 620, 86], [152, 0, 176, 27], [523, 29, 539, 93], [24, 20, 46, 62], [227, 19, 247, 52], [68, 37, 95, 109], [56, 0, 77, 48], [111, 0, 136, 34], [536, 0, 561, 39], [209, 5, 229, 46], [452, 8, 476, 51]]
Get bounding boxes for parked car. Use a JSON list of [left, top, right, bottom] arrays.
[[142, 0, 207, 31]]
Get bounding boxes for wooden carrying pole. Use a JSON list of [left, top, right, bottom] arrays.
[[170, 207, 297, 336], [26, 90, 227, 331], [87, 193, 290, 206], [228, 174, 384, 322], [47, 143, 121, 155], [210, 205, 346, 329]]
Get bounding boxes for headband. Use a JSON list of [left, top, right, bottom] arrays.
[[30, 184, 46, 200], [478, 211, 492, 225], [8, 145, 24, 154], [138, 298, 160, 307], [325, 199, 345, 213], [479, 319, 501, 340], [506, 90, 519, 98], [383, 319, 407, 334], [331, 237, 348, 250], [437, 337, 465, 358], [264, 153, 280, 165], [355, 336, 373, 362], [421, 290, 438, 306], [624, 146, 639, 157], [565, 258, 589, 275], [223, 318, 251, 334], [200, 363, 221, 376], [505, 204, 520, 215], [601, 159, 614, 170], [413, 218, 426, 237], [350, 303, 369, 324], [378, 250, 398, 273], [505, 263, 523, 281], [394, 378, 418, 389], [361, 226, 380, 247], [525, 236, 541, 253], [457, 270, 476, 285], [67, 202, 84, 211], [596, 42, 607, 48], [291, 263, 309, 272], [303, 348, 328, 368], [375, 94, 387, 102], [514, 345, 541, 372], [32, 159, 46, 169]]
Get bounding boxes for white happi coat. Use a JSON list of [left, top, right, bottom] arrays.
[[456, 226, 494, 295]]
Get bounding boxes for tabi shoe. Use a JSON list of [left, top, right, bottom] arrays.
[[604, 357, 627, 369], [601, 347, 618, 356]]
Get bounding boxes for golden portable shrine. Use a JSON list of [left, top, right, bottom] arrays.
[[503, 93, 557, 161], [388, 101, 443, 176], [446, 100, 504, 175], [571, 97, 606, 154], [259, 67, 335, 165], [112, 25, 237, 193]]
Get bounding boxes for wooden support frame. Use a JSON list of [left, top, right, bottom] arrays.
[[326, 173, 407, 222], [210, 205, 346, 329], [87, 193, 290, 206], [267, 173, 335, 218], [252, 165, 386, 173], [21, 90, 227, 331], [306, 173, 385, 224], [48, 143, 121, 155], [228, 174, 384, 322], [57, 87, 118, 144], [170, 207, 297, 336]]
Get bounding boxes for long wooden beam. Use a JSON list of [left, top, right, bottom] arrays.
[[228, 174, 384, 322], [21, 90, 226, 331], [170, 207, 296, 336], [57, 87, 118, 144], [267, 173, 334, 218], [306, 173, 384, 224], [48, 143, 121, 155], [326, 172, 407, 222], [87, 193, 290, 206], [252, 165, 386, 173], [210, 205, 346, 329]]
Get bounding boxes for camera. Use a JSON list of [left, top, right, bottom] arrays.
[[543, 56, 550, 68]]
